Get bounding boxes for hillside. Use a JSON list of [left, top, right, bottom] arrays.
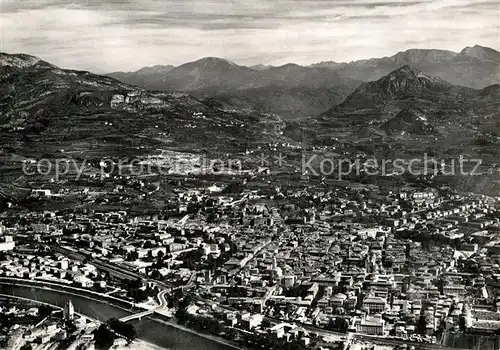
[[381, 108, 438, 136], [202, 84, 355, 119], [0, 51, 498, 198], [107, 65, 176, 89], [0, 53, 281, 166], [335, 65, 453, 110], [285, 66, 499, 163]]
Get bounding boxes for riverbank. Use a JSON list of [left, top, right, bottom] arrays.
[[0, 283, 241, 350], [120, 340, 167, 350], [148, 315, 243, 350], [441, 331, 499, 349]]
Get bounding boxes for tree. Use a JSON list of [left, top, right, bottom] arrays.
[[126, 278, 143, 289], [261, 318, 272, 329], [126, 251, 139, 261], [335, 317, 350, 333], [175, 308, 188, 324], [128, 288, 148, 303], [417, 314, 427, 335], [144, 240, 155, 249], [150, 269, 161, 280], [179, 294, 193, 309], [65, 320, 78, 334], [38, 305, 54, 318], [107, 318, 137, 341], [94, 324, 114, 350]]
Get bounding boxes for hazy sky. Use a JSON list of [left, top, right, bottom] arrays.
[[1, 0, 498, 72]]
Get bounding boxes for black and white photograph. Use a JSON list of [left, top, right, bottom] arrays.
[[0, 0, 499, 349]]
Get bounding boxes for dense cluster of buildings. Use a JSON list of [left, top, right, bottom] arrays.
[[0, 176, 499, 349], [0, 299, 99, 350]]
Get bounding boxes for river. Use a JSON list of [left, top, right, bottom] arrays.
[[0, 284, 240, 350], [441, 331, 499, 350]]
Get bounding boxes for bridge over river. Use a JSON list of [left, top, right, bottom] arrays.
[[0, 280, 240, 350], [119, 290, 171, 322]]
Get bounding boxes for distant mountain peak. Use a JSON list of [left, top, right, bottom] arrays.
[[462, 44, 496, 52], [137, 64, 174, 71], [250, 64, 274, 71], [336, 66, 452, 110], [161, 56, 258, 91], [389, 65, 418, 75], [381, 65, 430, 87], [193, 57, 239, 68], [460, 45, 500, 62], [383, 65, 450, 87], [478, 83, 500, 97], [130, 64, 175, 75], [276, 63, 303, 69], [391, 48, 457, 64]]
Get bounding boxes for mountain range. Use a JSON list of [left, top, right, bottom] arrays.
[[0, 52, 281, 170], [107, 45, 500, 118], [288, 65, 499, 154], [0, 49, 498, 195], [311, 45, 500, 88]]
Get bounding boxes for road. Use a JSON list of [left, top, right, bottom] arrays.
[[47, 243, 445, 348], [119, 290, 170, 322], [0, 281, 238, 350], [157, 289, 169, 309], [50, 245, 142, 281], [189, 292, 446, 350]]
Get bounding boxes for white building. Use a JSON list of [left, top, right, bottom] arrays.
[[63, 300, 74, 320], [0, 236, 15, 251]]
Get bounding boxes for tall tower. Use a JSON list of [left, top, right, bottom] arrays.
[[63, 300, 74, 320], [461, 302, 473, 329]]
